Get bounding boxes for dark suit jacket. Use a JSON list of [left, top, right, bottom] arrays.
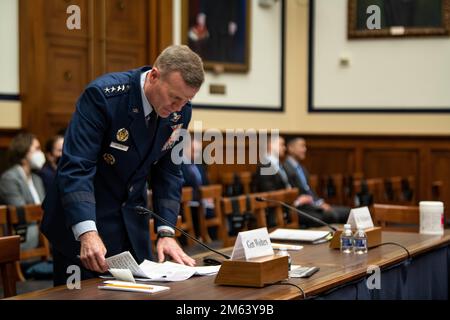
[[283, 157, 320, 202], [41, 66, 192, 264], [38, 162, 56, 194], [254, 162, 290, 192]]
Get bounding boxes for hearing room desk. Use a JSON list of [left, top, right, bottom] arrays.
[[7, 230, 450, 300]]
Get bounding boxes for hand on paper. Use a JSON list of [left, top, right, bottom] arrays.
[[79, 231, 108, 273], [156, 237, 196, 267]]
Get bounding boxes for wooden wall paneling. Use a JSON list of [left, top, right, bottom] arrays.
[[303, 148, 355, 175], [45, 0, 90, 38], [104, 0, 149, 71]]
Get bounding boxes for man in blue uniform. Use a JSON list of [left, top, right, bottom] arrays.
[[41, 45, 205, 285]]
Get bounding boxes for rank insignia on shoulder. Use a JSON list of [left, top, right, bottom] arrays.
[[103, 84, 130, 97], [170, 112, 181, 123], [103, 153, 116, 165], [116, 128, 129, 142]]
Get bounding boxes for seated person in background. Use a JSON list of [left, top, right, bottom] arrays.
[[180, 137, 216, 239], [0, 132, 46, 250], [254, 135, 291, 227], [38, 134, 64, 193], [254, 135, 291, 192], [283, 137, 350, 228]]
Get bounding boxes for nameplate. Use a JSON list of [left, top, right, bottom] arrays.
[[347, 206, 374, 230], [231, 228, 274, 260], [110, 142, 129, 152]]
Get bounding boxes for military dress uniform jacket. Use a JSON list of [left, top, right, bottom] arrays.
[[41, 66, 191, 264]]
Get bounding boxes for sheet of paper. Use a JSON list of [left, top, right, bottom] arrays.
[[139, 260, 195, 281], [105, 251, 148, 278], [269, 229, 330, 242], [109, 268, 135, 283], [163, 261, 220, 275], [98, 280, 170, 294]]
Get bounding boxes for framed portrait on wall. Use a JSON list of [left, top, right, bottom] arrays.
[[348, 0, 450, 38], [181, 0, 251, 73], [176, 0, 285, 112], [309, 0, 450, 113]]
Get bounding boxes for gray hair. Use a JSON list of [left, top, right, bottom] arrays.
[[154, 45, 205, 89]]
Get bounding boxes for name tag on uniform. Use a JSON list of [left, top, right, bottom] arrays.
[[110, 142, 129, 152]]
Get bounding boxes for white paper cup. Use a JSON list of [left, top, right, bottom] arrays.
[[419, 201, 444, 235]]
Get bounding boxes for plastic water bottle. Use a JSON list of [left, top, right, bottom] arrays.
[[277, 248, 291, 271], [340, 224, 353, 254], [353, 228, 368, 254]]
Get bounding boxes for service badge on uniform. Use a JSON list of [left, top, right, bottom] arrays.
[[162, 124, 183, 151], [116, 128, 129, 142], [170, 112, 181, 123], [103, 153, 116, 165]]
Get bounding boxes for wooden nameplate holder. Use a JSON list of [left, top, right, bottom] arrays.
[[329, 226, 382, 249], [214, 255, 288, 287]]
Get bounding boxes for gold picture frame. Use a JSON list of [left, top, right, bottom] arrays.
[[348, 0, 450, 38], [181, 0, 251, 73]]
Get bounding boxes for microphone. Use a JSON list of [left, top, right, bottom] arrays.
[[255, 196, 337, 234], [135, 206, 231, 260]]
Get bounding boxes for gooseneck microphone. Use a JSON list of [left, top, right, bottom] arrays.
[[135, 206, 231, 260], [255, 197, 337, 233]]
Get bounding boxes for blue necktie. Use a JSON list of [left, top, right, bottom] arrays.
[[296, 165, 311, 193]]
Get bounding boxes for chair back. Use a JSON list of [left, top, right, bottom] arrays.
[[0, 206, 8, 237], [0, 235, 20, 297], [198, 184, 226, 243], [372, 203, 420, 232], [179, 187, 196, 246], [7, 205, 50, 261], [283, 188, 300, 229], [221, 194, 254, 247]]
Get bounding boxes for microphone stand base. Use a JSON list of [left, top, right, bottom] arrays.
[[214, 255, 289, 287]]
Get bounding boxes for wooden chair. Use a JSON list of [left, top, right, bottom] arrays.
[[179, 187, 196, 246], [250, 192, 269, 229], [372, 203, 420, 232], [220, 171, 252, 196], [431, 180, 443, 201], [198, 184, 227, 244], [221, 195, 253, 247], [0, 235, 20, 297], [261, 190, 286, 231], [283, 188, 300, 229], [353, 178, 384, 205], [0, 206, 8, 237], [385, 176, 415, 205], [7, 205, 51, 281], [323, 174, 345, 205]]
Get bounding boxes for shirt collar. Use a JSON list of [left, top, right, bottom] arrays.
[[140, 70, 153, 118], [265, 154, 280, 167]]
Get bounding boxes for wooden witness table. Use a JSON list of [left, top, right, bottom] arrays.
[[7, 230, 450, 300]]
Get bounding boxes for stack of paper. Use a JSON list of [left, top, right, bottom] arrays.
[[106, 251, 221, 282], [269, 229, 330, 242]]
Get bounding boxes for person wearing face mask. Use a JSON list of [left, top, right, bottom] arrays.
[[0, 132, 46, 250], [38, 134, 64, 193]]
